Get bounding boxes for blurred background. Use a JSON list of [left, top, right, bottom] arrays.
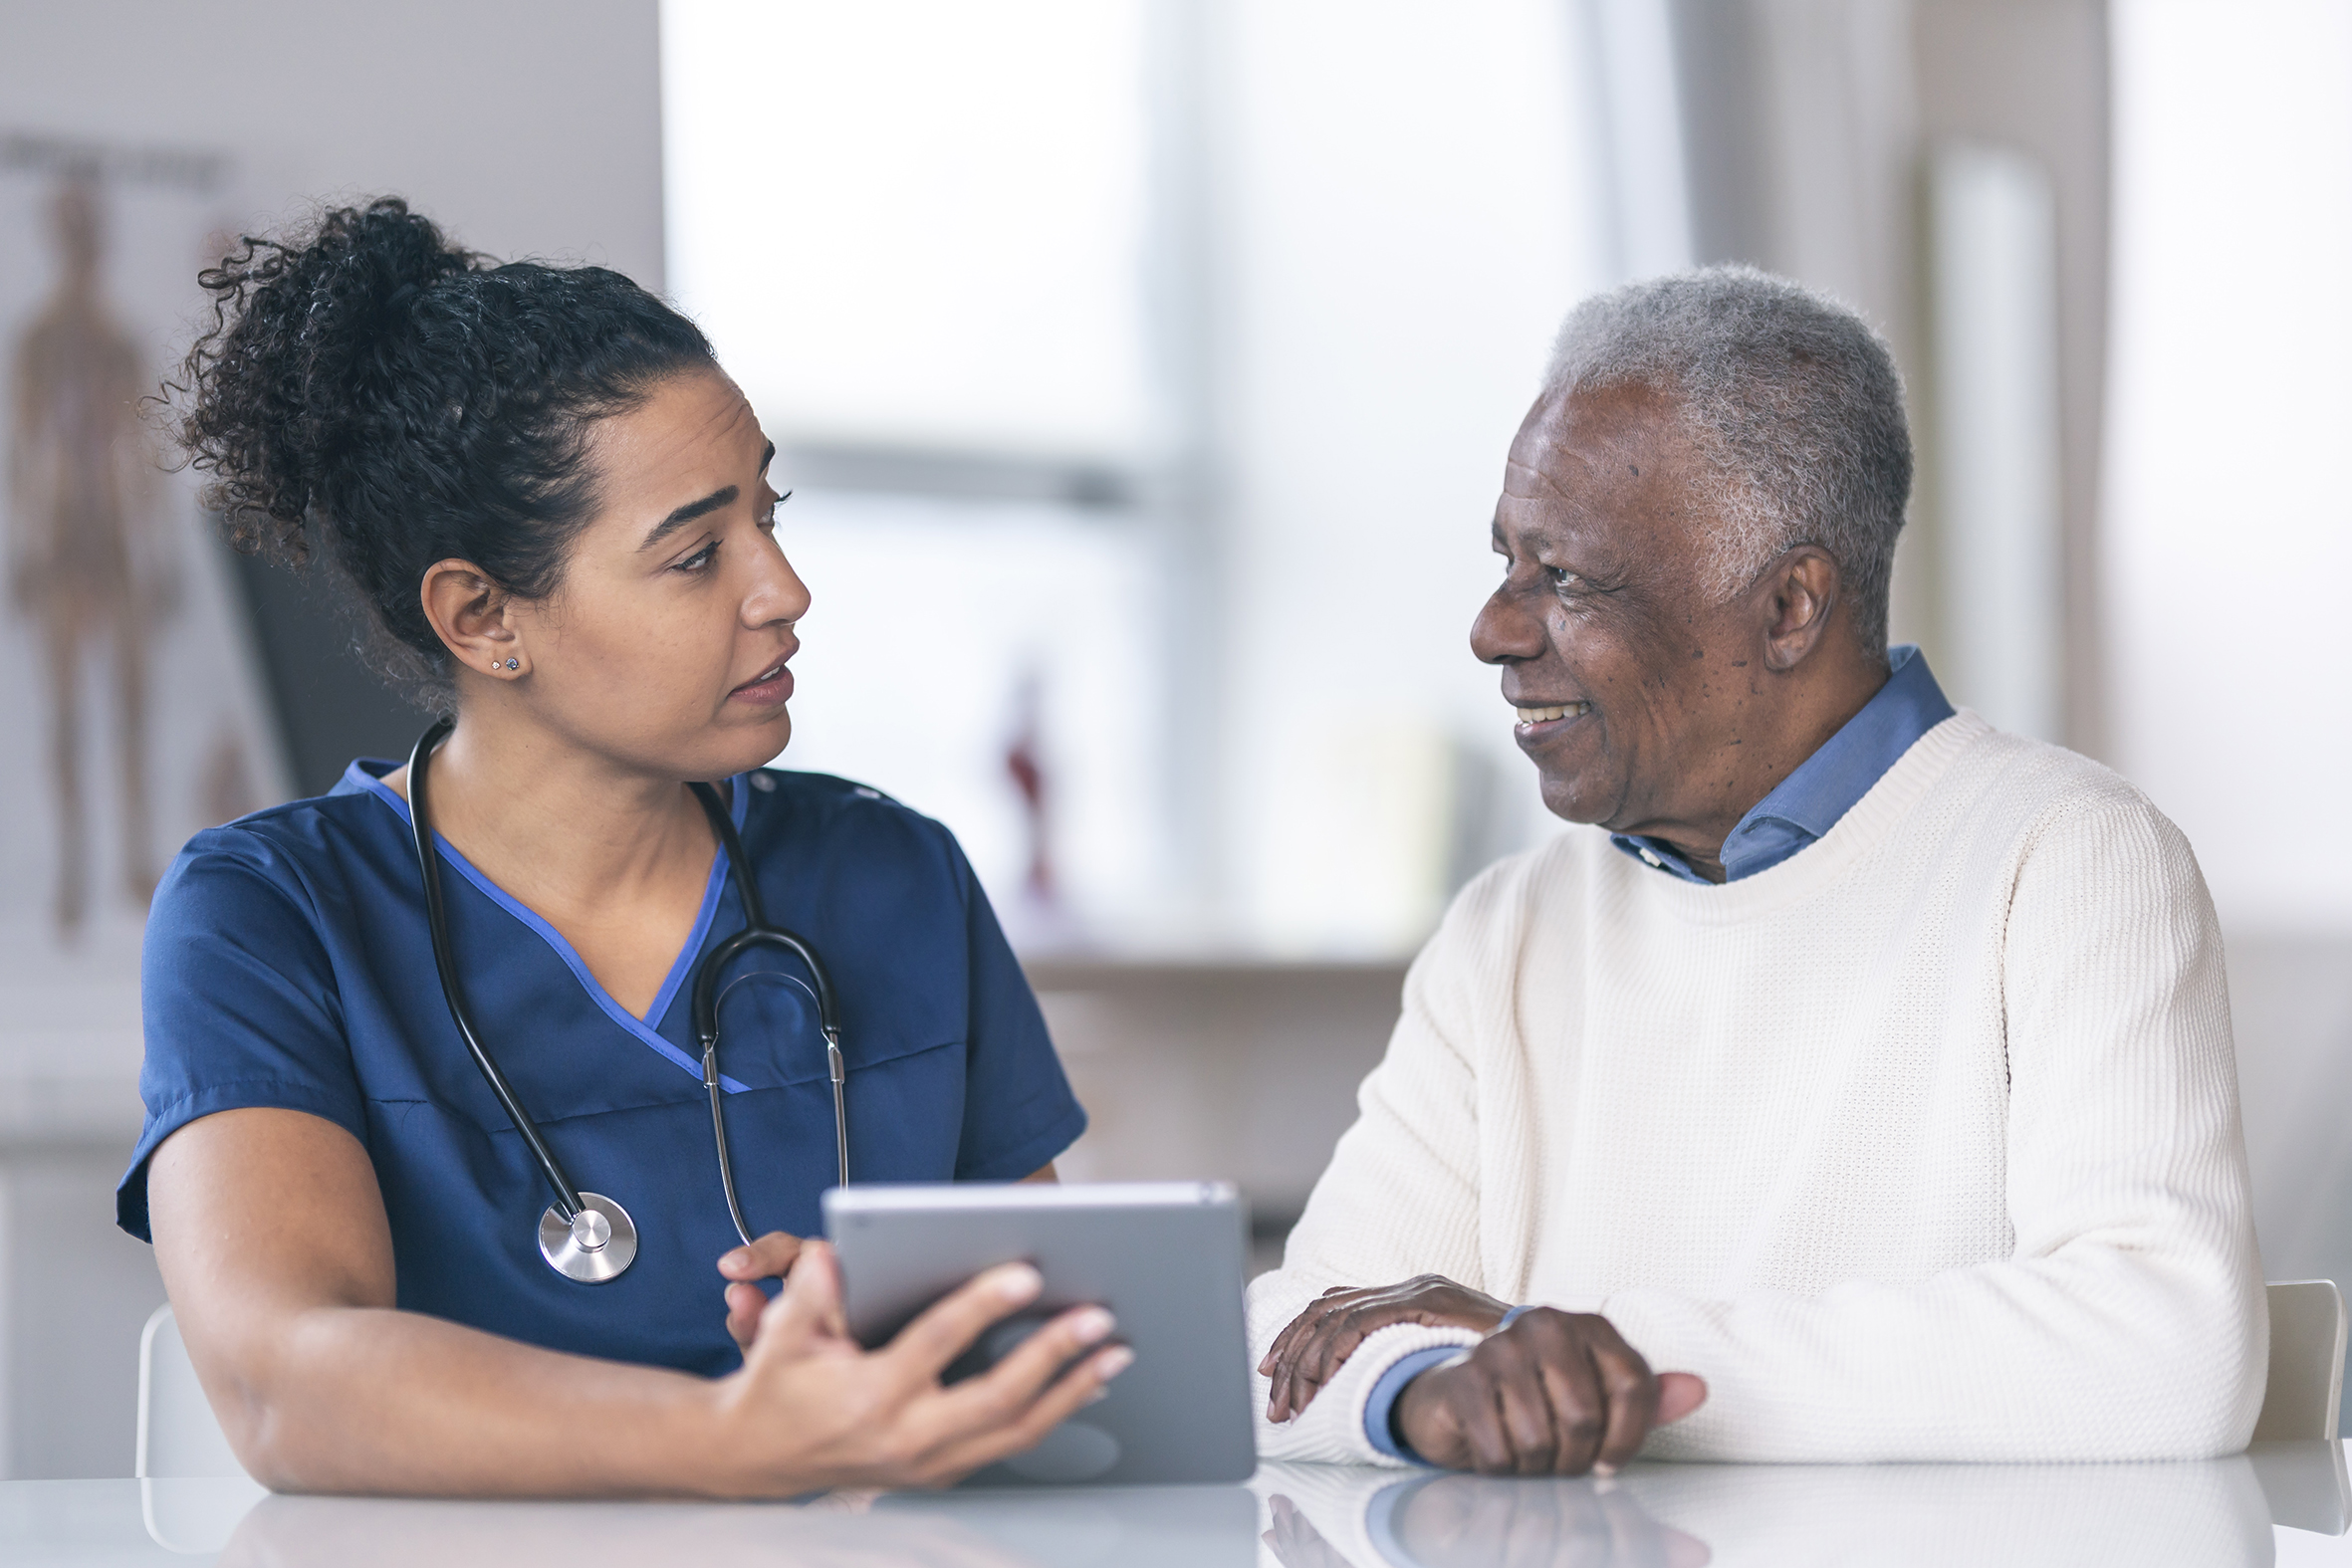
[[0, 0, 2345, 1476]]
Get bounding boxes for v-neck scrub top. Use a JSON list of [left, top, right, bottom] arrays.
[[119, 761, 1087, 1377]]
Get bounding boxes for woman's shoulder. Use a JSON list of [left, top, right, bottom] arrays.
[[736, 768, 966, 870], [155, 764, 409, 917]]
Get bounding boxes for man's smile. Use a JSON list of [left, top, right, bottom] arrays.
[[1512, 699, 1592, 741]]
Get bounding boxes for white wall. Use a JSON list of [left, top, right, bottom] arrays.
[[1, 0, 665, 291], [1209, 0, 1605, 954], [2104, 0, 2352, 937]]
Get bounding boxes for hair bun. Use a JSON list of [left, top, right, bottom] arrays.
[[292, 199, 473, 342], [175, 198, 480, 563], [170, 195, 715, 705]]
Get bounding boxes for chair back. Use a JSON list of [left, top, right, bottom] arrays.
[[2254, 1279, 2349, 1444], [136, 1304, 249, 1478]]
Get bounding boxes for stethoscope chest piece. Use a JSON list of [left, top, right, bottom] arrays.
[[406, 719, 847, 1286], [537, 1192, 638, 1283]]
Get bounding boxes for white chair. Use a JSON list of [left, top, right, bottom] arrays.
[[136, 1303, 248, 1479], [2254, 1279, 2348, 1443], [2246, 1280, 2351, 1537]]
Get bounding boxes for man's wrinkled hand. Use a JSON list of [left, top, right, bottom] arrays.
[[1392, 1307, 1707, 1475], [1260, 1274, 1513, 1422]]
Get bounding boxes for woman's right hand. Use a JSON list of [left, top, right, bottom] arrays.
[[707, 1239, 1131, 1493], [719, 1231, 805, 1352]]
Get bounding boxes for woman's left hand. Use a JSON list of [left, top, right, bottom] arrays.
[[720, 1232, 806, 1352]]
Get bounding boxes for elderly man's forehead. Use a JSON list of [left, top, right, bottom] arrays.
[[1507, 384, 1678, 503]]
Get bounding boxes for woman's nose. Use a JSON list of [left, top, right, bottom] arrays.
[[746, 547, 814, 629]]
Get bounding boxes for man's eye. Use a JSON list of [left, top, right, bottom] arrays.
[[1546, 565, 1580, 590], [675, 541, 719, 572]]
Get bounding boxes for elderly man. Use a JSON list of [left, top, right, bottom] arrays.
[[1253, 268, 2263, 1474]]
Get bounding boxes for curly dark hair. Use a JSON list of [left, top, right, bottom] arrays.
[[172, 197, 716, 701]]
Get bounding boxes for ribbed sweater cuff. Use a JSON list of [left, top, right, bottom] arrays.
[[1258, 1321, 1488, 1466]]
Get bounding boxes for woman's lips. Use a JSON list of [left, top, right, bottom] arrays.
[[729, 663, 794, 706]]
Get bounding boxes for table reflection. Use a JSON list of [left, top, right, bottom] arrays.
[[113, 1444, 2347, 1568], [1254, 1450, 2286, 1568], [200, 1482, 1257, 1568]]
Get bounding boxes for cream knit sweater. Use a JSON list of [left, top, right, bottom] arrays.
[[1251, 713, 2266, 1464]]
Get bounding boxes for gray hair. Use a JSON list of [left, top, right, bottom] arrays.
[[1543, 266, 1912, 652]]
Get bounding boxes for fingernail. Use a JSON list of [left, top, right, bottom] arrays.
[[719, 1251, 746, 1274], [1094, 1345, 1134, 1379], [1593, 1462, 1618, 1477], [993, 1263, 1044, 1302], [1070, 1306, 1114, 1344]]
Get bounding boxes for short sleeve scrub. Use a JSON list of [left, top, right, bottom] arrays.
[[120, 762, 1088, 1376]]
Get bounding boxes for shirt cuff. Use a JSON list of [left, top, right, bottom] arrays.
[[1362, 1346, 1472, 1463], [1360, 1307, 1541, 1463]]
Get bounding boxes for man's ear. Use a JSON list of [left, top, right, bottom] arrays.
[[1755, 547, 1840, 673], [418, 558, 523, 680]]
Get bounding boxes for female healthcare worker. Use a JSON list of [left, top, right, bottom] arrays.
[[118, 199, 1127, 1495]]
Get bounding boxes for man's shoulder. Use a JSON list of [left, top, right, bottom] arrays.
[[1932, 716, 2185, 853], [1433, 717, 2195, 925]]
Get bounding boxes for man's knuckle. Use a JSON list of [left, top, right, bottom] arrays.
[[1604, 1361, 1654, 1395]]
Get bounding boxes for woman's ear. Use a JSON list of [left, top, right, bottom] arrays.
[[418, 559, 527, 680]]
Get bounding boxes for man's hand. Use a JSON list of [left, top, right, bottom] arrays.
[[720, 1232, 805, 1352], [1260, 1274, 1513, 1421], [1393, 1308, 1706, 1475]]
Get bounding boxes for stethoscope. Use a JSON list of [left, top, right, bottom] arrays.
[[405, 718, 849, 1284]]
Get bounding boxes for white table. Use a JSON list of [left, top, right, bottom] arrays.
[[8, 1444, 2352, 1566]]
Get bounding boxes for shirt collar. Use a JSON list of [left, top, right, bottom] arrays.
[[1610, 645, 1955, 884]]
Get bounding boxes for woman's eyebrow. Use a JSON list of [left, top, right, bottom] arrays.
[[638, 484, 740, 552], [637, 445, 776, 553]]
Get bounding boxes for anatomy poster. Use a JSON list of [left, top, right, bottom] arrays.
[[0, 134, 289, 1001]]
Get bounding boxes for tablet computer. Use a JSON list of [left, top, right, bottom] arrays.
[[823, 1181, 1257, 1487]]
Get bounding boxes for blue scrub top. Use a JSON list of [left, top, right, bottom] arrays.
[[120, 761, 1087, 1377]]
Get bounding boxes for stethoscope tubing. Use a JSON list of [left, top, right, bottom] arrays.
[[685, 784, 851, 1236], [407, 719, 591, 1225], [405, 719, 849, 1275]]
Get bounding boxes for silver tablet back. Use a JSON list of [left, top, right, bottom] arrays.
[[823, 1182, 1257, 1487]]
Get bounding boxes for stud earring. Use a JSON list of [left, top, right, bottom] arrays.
[[505, 659, 519, 670]]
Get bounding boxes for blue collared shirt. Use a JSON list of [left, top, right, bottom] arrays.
[[1609, 644, 1954, 883], [1360, 649, 1954, 1460]]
